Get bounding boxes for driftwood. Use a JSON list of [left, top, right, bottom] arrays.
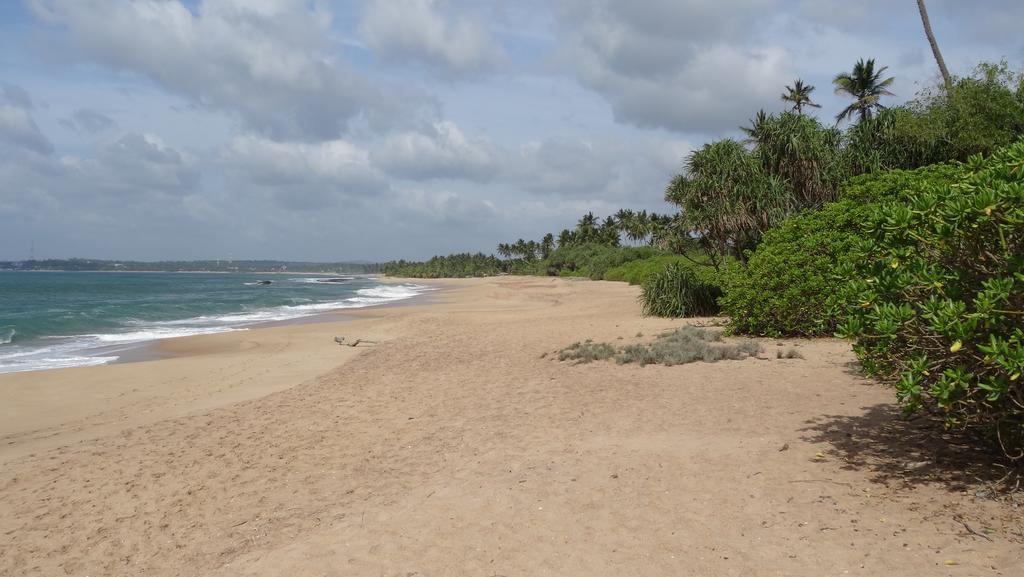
[[334, 336, 378, 347]]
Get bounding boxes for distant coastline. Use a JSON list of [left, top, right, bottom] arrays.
[[0, 258, 381, 274]]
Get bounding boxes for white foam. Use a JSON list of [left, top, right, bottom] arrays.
[[0, 327, 14, 345], [84, 326, 239, 344], [0, 282, 429, 374]]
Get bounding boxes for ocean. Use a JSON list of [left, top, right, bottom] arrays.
[[0, 271, 429, 374]]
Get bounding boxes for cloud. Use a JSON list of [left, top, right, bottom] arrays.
[[59, 108, 116, 133], [392, 188, 497, 224], [89, 133, 199, 195], [223, 135, 387, 209], [359, 0, 506, 76], [371, 121, 497, 181], [509, 136, 691, 203], [27, 0, 421, 140], [551, 0, 794, 135], [0, 83, 54, 155]]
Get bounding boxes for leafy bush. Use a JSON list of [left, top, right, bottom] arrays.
[[721, 164, 961, 337], [640, 263, 722, 317], [834, 141, 1024, 457], [603, 255, 693, 285]]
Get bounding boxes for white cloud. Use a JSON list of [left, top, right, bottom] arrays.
[[552, 0, 794, 134], [371, 121, 497, 181], [509, 136, 691, 203], [223, 135, 386, 209], [359, 0, 506, 76], [27, 0, 419, 139]]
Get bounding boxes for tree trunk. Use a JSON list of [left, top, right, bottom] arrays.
[[916, 0, 953, 91]]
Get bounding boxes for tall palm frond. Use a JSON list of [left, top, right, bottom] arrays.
[[833, 58, 895, 123], [781, 78, 821, 115]]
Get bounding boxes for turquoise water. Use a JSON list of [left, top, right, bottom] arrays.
[[0, 271, 427, 373]]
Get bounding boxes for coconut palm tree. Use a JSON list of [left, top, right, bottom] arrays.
[[741, 109, 769, 146], [781, 79, 821, 115], [916, 0, 952, 91], [540, 233, 554, 259], [557, 229, 575, 249], [575, 212, 598, 244], [833, 58, 895, 123]]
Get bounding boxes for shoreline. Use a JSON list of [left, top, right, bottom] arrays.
[[0, 277, 439, 375], [1, 277, 1018, 575], [0, 280, 450, 462]]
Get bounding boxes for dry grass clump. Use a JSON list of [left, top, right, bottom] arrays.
[[558, 326, 761, 367], [617, 326, 760, 367], [776, 347, 804, 359], [558, 339, 617, 364]]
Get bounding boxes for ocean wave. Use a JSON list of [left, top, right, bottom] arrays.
[[0, 341, 119, 374], [288, 277, 356, 284], [0, 281, 429, 374], [82, 326, 240, 344], [0, 327, 15, 345]]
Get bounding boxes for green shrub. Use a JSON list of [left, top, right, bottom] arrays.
[[603, 255, 692, 285], [640, 263, 722, 317], [721, 164, 962, 337], [833, 140, 1024, 457]]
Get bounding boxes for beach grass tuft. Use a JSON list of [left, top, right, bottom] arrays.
[[558, 326, 761, 367], [558, 339, 617, 364]]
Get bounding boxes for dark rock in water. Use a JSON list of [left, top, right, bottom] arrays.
[[318, 277, 353, 283], [256, 280, 272, 285]]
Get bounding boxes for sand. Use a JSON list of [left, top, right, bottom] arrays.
[[0, 276, 1020, 576]]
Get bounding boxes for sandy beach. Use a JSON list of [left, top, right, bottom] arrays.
[[0, 276, 1020, 576]]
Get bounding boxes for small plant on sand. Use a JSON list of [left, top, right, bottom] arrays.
[[776, 348, 804, 359], [557, 327, 760, 367], [616, 326, 760, 366], [558, 340, 617, 364]]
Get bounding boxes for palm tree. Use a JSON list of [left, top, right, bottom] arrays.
[[781, 79, 821, 115], [540, 233, 554, 259], [741, 110, 769, 146], [496, 243, 512, 259], [833, 58, 895, 123], [557, 229, 575, 249], [916, 0, 952, 91], [599, 216, 620, 246], [576, 212, 597, 244]]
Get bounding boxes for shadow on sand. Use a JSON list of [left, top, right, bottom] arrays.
[[800, 403, 1016, 493]]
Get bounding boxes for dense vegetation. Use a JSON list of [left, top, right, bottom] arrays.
[[381, 253, 504, 278], [720, 164, 961, 336], [833, 143, 1024, 458]]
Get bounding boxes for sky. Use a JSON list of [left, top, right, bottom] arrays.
[[1, 0, 1022, 262]]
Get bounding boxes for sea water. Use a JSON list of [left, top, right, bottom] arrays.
[[0, 271, 429, 374]]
